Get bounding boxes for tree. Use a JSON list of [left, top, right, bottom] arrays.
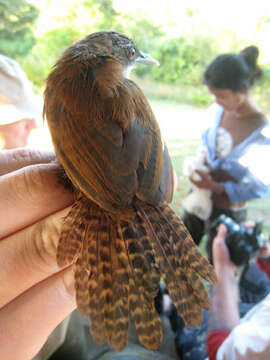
[[0, 0, 39, 58]]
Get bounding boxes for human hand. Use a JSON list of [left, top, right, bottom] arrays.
[[0, 148, 76, 360], [190, 169, 224, 193], [209, 224, 240, 333], [212, 224, 236, 282]]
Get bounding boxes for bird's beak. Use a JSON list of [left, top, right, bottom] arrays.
[[136, 51, 159, 66]]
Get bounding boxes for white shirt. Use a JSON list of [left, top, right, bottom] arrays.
[[217, 293, 270, 360]]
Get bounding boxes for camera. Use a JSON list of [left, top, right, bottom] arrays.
[[213, 215, 265, 266]]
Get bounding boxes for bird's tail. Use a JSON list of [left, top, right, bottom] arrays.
[[57, 195, 216, 350]]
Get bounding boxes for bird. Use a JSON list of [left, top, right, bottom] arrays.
[[43, 31, 217, 351]]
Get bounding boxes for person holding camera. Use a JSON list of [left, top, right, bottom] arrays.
[[206, 224, 270, 360], [171, 218, 270, 360], [182, 45, 270, 262]]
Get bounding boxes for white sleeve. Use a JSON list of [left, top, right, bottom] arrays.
[[217, 294, 270, 360], [239, 143, 270, 186]]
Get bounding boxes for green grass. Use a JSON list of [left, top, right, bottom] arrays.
[[135, 76, 212, 107], [136, 76, 270, 115]]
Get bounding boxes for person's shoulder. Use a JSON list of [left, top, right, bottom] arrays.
[[253, 110, 268, 125]]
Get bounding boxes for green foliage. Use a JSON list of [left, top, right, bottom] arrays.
[[42, 28, 82, 57], [148, 36, 217, 86], [0, 0, 39, 58], [81, 0, 125, 33], [261, 64, 270, 84], [188, 86, 212, 107], [21, 0, 164, 89], [7, 0, 270, 112], [136, 76, 213, 107], [128, 17, 165, 78], [126, 16, 164, 53], [21, 0, 123, 88], [95, 0, 122, 30], [21, 27, 81, 87]]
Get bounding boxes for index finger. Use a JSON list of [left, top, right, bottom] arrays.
[[0, 148, 55, 176], [0, 163, 74, 238]]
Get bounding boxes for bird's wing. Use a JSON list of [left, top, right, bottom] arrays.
[[44, 56, 174, 213]]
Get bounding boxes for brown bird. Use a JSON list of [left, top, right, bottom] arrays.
[[44, 31, 216, 351]]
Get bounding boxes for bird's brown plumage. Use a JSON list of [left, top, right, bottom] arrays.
[[44, 31, 216, 350]]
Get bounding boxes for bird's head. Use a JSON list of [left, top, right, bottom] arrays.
[[82, 31, 159, 77], [44, 31, 159, 116]]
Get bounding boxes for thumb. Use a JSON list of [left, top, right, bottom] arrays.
[[212, 224, 235, 268], [217, 223, 228, 238]]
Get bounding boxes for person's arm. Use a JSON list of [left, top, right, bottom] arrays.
[[0, 148, 76, 360], [206, 225, 239, 360], [207, 225, 270, 360], [208, 225, 239, 332], [190, 169, 225, 193]]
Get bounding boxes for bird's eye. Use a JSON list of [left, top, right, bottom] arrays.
[[130, 48, 136, 57]]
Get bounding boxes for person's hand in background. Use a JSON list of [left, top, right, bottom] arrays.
[[208, 224, 240, 333], [0, 148, 76, 360], [212, 224, 236, 281]]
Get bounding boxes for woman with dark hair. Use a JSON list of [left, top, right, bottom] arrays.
[[182, 45, 270, 262], [172, 46, 270, 360]]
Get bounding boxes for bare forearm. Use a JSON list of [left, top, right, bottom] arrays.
[[208, 270, 240, 333], [212, 182, 224, 194]]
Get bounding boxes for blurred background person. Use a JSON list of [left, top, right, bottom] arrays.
[[181, 45, 270, 262], [0, 117, 37, 149], [171, 217, 270, 360], [206, 223, 270, 360], [0, 54, 43, 150]]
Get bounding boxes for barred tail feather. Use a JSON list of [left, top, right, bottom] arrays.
[[157, 204, 217, 283], [138, 206, 202, 326], [57, 200, 83, 267], [109, 221, 129, 349], [154, 206, 213, 311], [87, 209, 107, 344], [57, 196, 216, 350], [121, 217, 162, 350], [74, 221, 90, 314], [137, 203, 217, 327], [129, 276, 162, 350]]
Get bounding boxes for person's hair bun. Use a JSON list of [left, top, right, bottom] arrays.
[[240, 45, 263, 82], [240, 46, 259, 67]]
